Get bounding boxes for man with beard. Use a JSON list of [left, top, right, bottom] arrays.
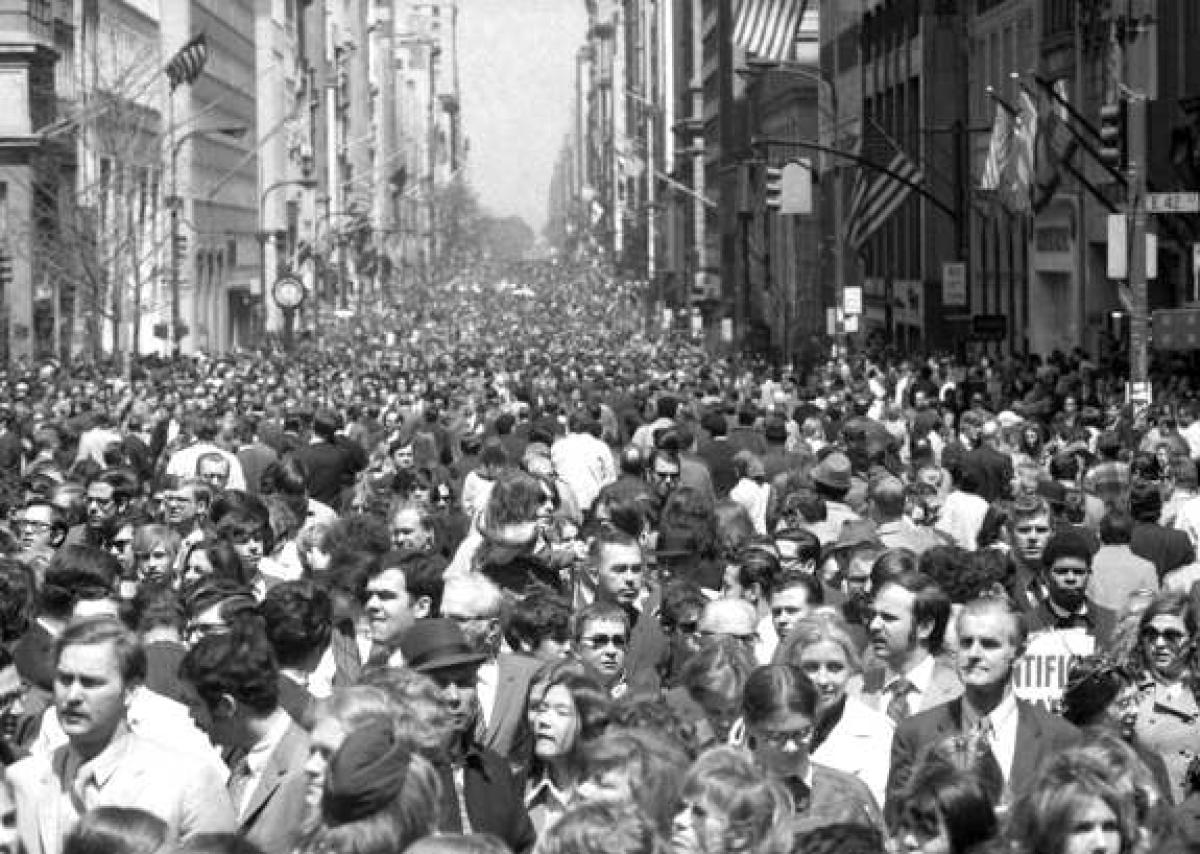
[[848, 570, 961, 721], [398, 619, 535, 854], [1025, 529, 1116, 648], [439, 574, 539, 761], [886, 597, 1080, 811]]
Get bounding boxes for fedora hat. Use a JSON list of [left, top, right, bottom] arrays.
[[398, 619, 487, 673], [811, 451, 852, 491]]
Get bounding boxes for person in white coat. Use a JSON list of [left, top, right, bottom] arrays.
[[772, 610, 893, 808]]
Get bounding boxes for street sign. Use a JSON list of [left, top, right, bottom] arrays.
[[971, 314, 1008, 341], [1146, 192, 1200, 214], [942, 262, 967, 308], [843, 286, 862, 315]]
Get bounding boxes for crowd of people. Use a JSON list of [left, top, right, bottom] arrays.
[[1, 261, 1200, 854]]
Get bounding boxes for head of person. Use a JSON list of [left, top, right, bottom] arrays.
[[195, 452, 231, 493], [63, 806, 168, 854], [181, 579, 260, 646], [677, 636, 757, 745], [572, 601, 631, 689], [772, 611, 862, 716], [658, 579, 708, 664], [590, 532, 647, 609], [868, 570, 951, 671], [260, 580, 334, 674], [1041, 529, 1096, 613], [364, 550, 443, 648], [671, 746, 793, 854], [13, 499, 67, 553], [388, 500, 437, 554], [214, 506, 273, 579], [179, 538, 247, 589], [577, 727, 691, 836], [1008, 496, 1055, 566], [526, 659, 611, 777], [647, 447, 682, 501], [85, 473, 132, 535], [1061, 656, 1140, 742], [869, 476, 909, 523], [722, 548, 781, 609], [161, 478, 212, 531], [740, 664, 819, 781], [397, 618, 486, 748], [535, 801, 669, 854], [773, 528, 820, 576], [178, 619, 279, 749], [1130, 591, 1197, 683], [439, 574, 504, 658], [767, 572, 824, 643], [504, 589, 572, 661], [299, 719, 441, 854], [890, 753, 998, 854], [304, 686, 399, 808], [1007, 751, 1139, 854], [54, 617, 146, 760], [42, 546, 122, 623], [954, 596, 1028, 700], [698, 598, 758, 652], [131, 525, 182, 587]]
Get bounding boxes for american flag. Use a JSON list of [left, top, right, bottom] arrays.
[[166, 33, 209, 92], [733, 0, 808, 63], [844, 117, 924, 256]]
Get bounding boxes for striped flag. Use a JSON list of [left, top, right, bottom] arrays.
[[1031, 79, 1078, 212], [979, 102, 1013, 192], [733, 0, 808, 63], [166, 33, 209, 92], [1004, 89, 1038, 213], [844, 117, 923, 255]]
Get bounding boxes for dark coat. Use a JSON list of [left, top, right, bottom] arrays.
[[436, 746, 536, 854], [1024, 597, 1119, 650]]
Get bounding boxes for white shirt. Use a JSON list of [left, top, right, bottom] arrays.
[[234, 708, 293, 818], [476, 659, 498, 727], [551, 432, 616, 513], [935, 489, 989, 552], [966, 691, 1019, 784], [884, 654, 936, 714]]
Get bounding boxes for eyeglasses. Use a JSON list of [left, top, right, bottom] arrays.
[[580, 634, 627, 650], [1141, 626, 1189, 645], [664, 619, 700, 636], [752, 724, 813, 747]]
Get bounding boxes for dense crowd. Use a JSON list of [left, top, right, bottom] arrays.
[[1, 262, 1200, 854]]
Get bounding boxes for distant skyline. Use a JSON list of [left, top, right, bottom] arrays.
[[458, 0, 587, 235]]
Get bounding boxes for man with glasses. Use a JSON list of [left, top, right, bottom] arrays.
[[572, 601, 632, 696], [161, 478, 211, 540], [69, 473, 132, 549], [645, 446, 683, 505], [587, 532, 667, 693], [13, 501, 66, 567], [1026, 529, 1116, 648]]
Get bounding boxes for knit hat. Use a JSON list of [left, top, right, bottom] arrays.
[[323, 719, 412, 825]]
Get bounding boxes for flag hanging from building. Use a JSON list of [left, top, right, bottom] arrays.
[[1003, 89, 1038, 213], [844, 117, 924, 255], [979, 101, 1013, 192], [1030, 79, 1078, 213], [733, 0, 808, 63], [166, 33, 209, 92]]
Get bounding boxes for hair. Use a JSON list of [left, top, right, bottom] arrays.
[[741, 664, 819, 731], [891, 754, 998, 854], [503, 588, 572, 654], [572, 600, 630, 643], [179, 619, 280, 716], [956, 596, 1029, 650], [1128, 590, 1196, 678], [56, 617, 147, 685], [876, 570, 952, 656], [772, 612, 862, 674], [442, 573, 504, 620], [677, 636, 757, 739], [582, 727, 691, 835], [131, 524, 181, 570], [404, 835, 512, 854], [678, 746, 793, 854], [527, 659, 612, 781], [1060, 656, 1136, 728], [128, 582, 186, 635], [353, 668, 450, 757], [181, 538, 250, 587], [535, 801, 668, 854], [63, 807, 169, 854], [713, 500, 755, 560], [1008, 749, 1139, 854], [214, 505, 275, 556], [0, 559, 36, 643], [374, 550, 446, 616], [728, 549, 782, 601], [260, 580, 334, 669]]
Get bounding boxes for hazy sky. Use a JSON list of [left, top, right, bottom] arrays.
[[458, 0, 587, 235]]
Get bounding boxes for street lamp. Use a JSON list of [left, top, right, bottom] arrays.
[[168, 124, 247, 358], [259, 178, 317, 348]]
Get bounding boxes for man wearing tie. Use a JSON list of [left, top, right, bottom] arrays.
[[7, 618, 235, 854], [885, 596, 1080, 813], [848, 570, 961, 722]]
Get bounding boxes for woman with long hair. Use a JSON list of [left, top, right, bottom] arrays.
[[523, 661, 611, 833], [1126, 591, 1200, 802], [771, 612, 892, 806], [890, 753, 998, 854]]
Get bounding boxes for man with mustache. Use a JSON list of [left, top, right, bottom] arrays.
[[848, 569, 961, 722]]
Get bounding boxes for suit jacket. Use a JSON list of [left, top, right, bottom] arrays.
[[437, 746, 536, 854], [849, 658, 964, 716], [8, 732, 236, 854], [480, 653, 541, 761], [276, 675, 317, 730], [238, 721, 311, 854], [886, 696, 1080, 811]]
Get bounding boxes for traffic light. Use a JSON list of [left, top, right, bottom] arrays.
[[172, 233, 188, 260], [764, 166, 782, 209], [0, 252, 10, 286], [1098, 99, 1128, 171]]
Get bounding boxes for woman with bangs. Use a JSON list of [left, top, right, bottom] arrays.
[[130, 524, 182, 587], [522, 660, 612, 833]]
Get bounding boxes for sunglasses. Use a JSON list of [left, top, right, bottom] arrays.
[[1141, 626, 1189, 645], [580, 634, 627, 650]]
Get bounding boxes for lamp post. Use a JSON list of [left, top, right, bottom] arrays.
[[259, 178, 317, 346], [168, 124, 247, 358]]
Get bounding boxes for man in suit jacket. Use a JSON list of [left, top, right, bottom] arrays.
[[179, 621, 309, 854], [1024, 529, 1117, 649], [9, 619, 235, 854], [886, 597, 1080, 812], [440, 575, 540, 761], [848, 570, 962, 720]]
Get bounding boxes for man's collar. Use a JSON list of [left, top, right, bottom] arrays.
[[71, 720, 134, 787]]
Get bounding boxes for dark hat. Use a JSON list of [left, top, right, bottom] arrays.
[[764, 416, 788, 442], [811, 452, 852, 491], [829, 518, 882, 553], [398, 618, 487, 673], [323, 718, 413, 825]]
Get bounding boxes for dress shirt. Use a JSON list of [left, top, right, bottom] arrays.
[[234, 708, 293, 818], [476, 659, 498, 728], [884, 654, 936, 712]]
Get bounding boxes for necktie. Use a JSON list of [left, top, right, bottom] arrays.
[[227, 755, 253, 817], [886, 678, 915, 723], [971, 716, 1006, 798]]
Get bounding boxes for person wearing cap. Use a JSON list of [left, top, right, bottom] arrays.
[[397, 618, 536, 854], [1026, 529, 1116, 648], [806, 451, 861, 546]]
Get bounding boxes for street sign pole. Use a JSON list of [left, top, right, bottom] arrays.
[[1128, 6, 1150, 386]]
